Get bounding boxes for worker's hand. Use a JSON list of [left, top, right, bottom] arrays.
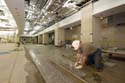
[[74, 62, 79, 67]]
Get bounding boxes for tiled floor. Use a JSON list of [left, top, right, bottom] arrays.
[[26, 44, 125, 83], [0, 43, 44, 83], [1, 43, 124, 83]]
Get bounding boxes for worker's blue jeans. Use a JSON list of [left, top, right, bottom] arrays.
[[86, 48, 104, 69]]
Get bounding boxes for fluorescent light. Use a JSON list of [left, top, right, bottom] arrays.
[[0, 31, 15, 36], [34, 25, 41, 30], [51, 11, 54, 13], [0, 0, 17, 28], [43, 21, 46, 24], [44, 12, 48, 15], [0, 0, 7, 6], [24, 28, 30, 31], [63, 0, 77, 9], [23, 31, 28, 35], [70, 27, 72, 30], [29, 30, 36, 35], [0, 23, 14, 28], [44, 0, 53, 10], [42, 15, 45, 17], [48, 17, 51, 20]]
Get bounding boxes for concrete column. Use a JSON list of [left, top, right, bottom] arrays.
[[81, 3, 103, 47], [55, 28, 65, 46], [15, 35, 18, 43], [38, 35, 40, 44], [81, 3, 93, 43], [38, 35, 43, 44], [34, 36, 38, 44], [43, 33, 49, 44]]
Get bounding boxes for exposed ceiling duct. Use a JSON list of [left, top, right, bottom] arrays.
[[24, 0, 97, 35]]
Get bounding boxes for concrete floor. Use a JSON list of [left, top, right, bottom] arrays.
[[0, 43, 44, 83], [1, 43, 124, 83], [26, 44, 125, 83]]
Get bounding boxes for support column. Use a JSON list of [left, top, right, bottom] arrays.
[[15, 35, 19, 43], [55, 28, 65, 46], [43, 33, 49, 44], [38, 35, 40, 44], [81, 3, 103, 47], [81, 3, 93, 43], [38, 34, 43, 44], [33, 36, 38, 44]]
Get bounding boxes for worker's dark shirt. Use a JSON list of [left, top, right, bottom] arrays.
[[78, 46, 83, 54], [78, 43, 97, 56]]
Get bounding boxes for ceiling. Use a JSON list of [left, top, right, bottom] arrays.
[[1, 0, 91, 35], [0, 0, 97, 35], [24, 0, 92, 35]]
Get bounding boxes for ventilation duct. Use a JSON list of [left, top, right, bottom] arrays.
[[35, 0, 48, 10]]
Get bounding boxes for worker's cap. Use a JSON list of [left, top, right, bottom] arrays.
[[72, 40, 80, 50]]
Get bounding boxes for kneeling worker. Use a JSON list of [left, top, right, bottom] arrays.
[[72, 40, 104, 71]]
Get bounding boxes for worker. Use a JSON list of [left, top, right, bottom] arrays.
[[72, 40, 104, 71], [16, 42, 20, 47]]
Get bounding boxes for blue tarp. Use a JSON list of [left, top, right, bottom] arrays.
[[0, 51, 10, 55]]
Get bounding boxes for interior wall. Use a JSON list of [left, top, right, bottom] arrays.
[[92, 17, 125, 49], [101, 25, 125, 48], [0, 35, 16, 43], [20, 37, 32, 43], [65, 25, 81, 41], [33, 36, 38, 44], [48, 32, 55, 44], [92, 16, 103, 48]]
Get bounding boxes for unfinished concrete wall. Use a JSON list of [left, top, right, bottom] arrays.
[[92, 16, 103, 48], [20, 37, 32, 43], [91, 15, 125, 49], [0, 34, 17, 43], [48, 32, 54, 44], [101, 25, 125, 48], [32, 36, 38, 44], [65, 25, 81, 41]]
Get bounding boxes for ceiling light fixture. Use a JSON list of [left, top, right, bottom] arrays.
[[44, 12, 48, 15], [34, 25, 41, 30], [42, 15, 45, 17], [43, 21, 46, 24], [48, 17, 51, 20], [70, 27, 73, 30]]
